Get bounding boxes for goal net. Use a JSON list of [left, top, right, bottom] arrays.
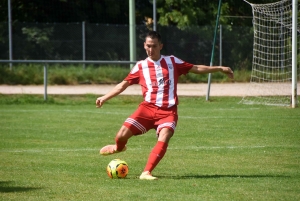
[[241, 0, 299, 106]]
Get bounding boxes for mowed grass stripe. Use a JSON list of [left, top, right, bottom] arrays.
[[1, 108, 295, 120], [1, 145, 300, 153]]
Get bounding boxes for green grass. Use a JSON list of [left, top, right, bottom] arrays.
[[0, 95, 299, 201]]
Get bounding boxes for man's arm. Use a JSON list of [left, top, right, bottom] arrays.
[[189, 65, 234, 79], [96, 80, 130, 108]]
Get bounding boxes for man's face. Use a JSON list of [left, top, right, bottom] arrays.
[[144, 37, 163, 61]]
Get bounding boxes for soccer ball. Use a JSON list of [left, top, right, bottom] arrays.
[[106, 159, 129, 179]]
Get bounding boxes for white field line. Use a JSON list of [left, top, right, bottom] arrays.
[[0, 107, 260, 113], [0, 148, 98, 153], [0, 109, 124, 115], [1, 145, 298, 153], [0, 109, 261, 120]]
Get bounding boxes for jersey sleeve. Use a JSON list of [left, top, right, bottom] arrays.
[[124, 62, 140, 85], [172, 56, 194, 76]]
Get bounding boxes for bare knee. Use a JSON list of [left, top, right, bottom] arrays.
[[158, 128, 173, 143], [116, 126, 133, 141]]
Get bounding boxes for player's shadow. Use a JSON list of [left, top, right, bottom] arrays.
[[0, 181, 41, 193], [158, 174, 290, 179]]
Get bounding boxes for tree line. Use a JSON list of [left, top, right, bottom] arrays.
[[1, 0, 279, 27]]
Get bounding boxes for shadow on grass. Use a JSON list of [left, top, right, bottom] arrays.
[[157, 174, 291, 179], [0, 181, 41, 193]]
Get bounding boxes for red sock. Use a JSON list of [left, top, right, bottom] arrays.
[[115, 138, 127, 151], [144, 141, 168, 172]]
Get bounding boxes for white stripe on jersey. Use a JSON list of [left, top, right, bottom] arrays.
[[164, 57, 175, 108], [155, 63, 164, 107], [142, 61, 152, 103], [174, 56, 184, 64], [130, 63, 139, 74]]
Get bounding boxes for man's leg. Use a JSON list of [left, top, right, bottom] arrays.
[[100, 126, 133, 155], [140, 128, 173, 180], [100, 102, 151, 156], [115, 125, 133, 151]]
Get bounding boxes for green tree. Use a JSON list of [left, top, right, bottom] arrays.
[[155, 0, 281, 28], [0, 0, 151, 24], [1, 0, 280, 26]]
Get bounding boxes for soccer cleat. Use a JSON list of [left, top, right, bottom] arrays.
[[139, 171, 158, 180], [99, 145, 127, 156]]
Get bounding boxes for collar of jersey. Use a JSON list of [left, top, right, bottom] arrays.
[[147, 55, 163, 63]]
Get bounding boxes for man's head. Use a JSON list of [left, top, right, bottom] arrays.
[[144, 31, 163, 61], [145, 31, 162, 44]]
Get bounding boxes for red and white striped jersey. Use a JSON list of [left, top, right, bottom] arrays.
[[124, 55, 194, 108]]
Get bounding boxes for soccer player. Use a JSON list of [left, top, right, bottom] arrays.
[[96, 31, 234, 180]]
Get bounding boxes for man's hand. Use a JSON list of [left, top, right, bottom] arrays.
[[95, 81, 130, 109], [221, 67, 234, 79], [96, 97, 105, 108]]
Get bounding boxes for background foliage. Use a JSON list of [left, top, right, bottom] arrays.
[[0, 0, 297, 73], [0, 0, 279, 25], [0, 64, 248, 85]]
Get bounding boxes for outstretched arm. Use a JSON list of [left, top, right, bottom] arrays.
[[189, 65, 234, 79], [96, 80, 130, 108]]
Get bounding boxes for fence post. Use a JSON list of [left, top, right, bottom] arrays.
[[220, 24, 222, 66], [44, 64, 48, 101], [8, 0, 13, 70], [129, 0, 136, 69], [82, 21, 86, 69], [153, 0, 157, 31]]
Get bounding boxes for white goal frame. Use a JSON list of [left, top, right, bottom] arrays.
[[291, 0, 298, 108], [243, 0, 298, 108]]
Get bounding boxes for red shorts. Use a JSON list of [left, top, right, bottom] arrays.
[[123, 101, 178, 135]]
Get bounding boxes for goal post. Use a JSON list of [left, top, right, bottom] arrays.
[[291, 0, 298, 108], [241, 0, 299, 107]]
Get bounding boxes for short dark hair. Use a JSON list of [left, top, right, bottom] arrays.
[[145, 31, 162, 43]]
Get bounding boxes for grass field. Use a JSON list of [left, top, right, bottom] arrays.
[[0, 95, 299, 201]]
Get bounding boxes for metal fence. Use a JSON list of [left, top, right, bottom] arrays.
[[0, 22, 254, 68]]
